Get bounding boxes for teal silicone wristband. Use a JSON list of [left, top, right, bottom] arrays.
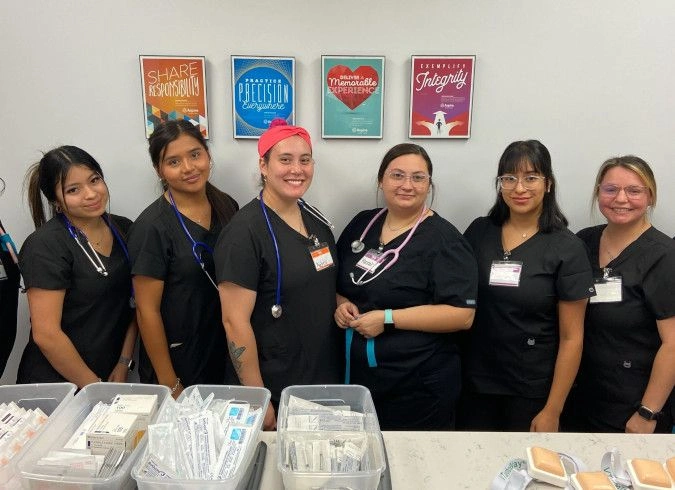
[[384, 309, 395, 331]]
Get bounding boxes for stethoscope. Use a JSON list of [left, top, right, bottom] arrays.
[[167, 190, 218, 290], [60, 213, 135, 307], [349, 206, 428, 286], [259, 190, 334, 318]]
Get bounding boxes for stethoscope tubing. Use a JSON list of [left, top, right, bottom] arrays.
[[349, 206, 428, 286], [167, 190, 218, 290], [258, 190, 334, 318]]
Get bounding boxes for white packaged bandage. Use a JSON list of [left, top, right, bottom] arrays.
[[222, 401, 249, 425], [213, 426, 252, 479], [138, 453, 178, 479]]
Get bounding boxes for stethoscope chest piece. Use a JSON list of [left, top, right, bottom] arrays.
[[351, 240, 365, 253], [271, 304, 282, 318]]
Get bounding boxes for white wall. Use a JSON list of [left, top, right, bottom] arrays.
[[1, 0, 674, 384]]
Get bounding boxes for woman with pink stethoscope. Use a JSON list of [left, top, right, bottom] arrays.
[[334, 143, 478, 430]]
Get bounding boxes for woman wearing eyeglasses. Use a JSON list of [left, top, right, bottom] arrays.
[[458, 140, 594, 432], [128, 120, 238, 398], [215, 120, 342, 430], [335, 143, 478, 430], [17, 147, 137, 388], [563, 156, 675, 433]]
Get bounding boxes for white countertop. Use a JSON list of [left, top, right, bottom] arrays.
[[258, 430, 675, 489]]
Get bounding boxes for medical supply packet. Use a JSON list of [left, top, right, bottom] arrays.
[[277, 385, 386, 490], [131, 384, 270, 490]]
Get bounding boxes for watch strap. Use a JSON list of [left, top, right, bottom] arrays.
[[383, 309, 395, 332]]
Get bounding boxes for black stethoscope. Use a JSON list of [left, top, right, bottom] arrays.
[[167, 190, 218, 290], [349, 206, 428, 285], [259, 190, 334, 318], [60, 212, 135, 307]]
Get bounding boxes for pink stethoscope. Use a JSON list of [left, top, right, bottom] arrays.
[[349, 206, 428, 286]]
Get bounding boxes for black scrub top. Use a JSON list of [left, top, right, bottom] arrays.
[[336, 209, 478, 394], [128, 196, 237, 386], [574, 225, 675, 430], [0, 219, 21, 376], [463, 216, 594, 398], [214, 198, 342, 405], [17, 214, 134, 383]]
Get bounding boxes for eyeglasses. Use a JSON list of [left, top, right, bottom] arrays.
[[497, 174, 546, 190], [386, 171, 430, 185], [598, 184, 649, 199]]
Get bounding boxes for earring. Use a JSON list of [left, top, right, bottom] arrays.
[[54, 203, 62, 213]]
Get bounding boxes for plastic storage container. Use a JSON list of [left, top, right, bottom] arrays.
[[0, 382, 76, 488], [277, 384, 386, 490], [16, 382, 170, 490], [131, 384, 271, 490]]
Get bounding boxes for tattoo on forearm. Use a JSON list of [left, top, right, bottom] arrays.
[[228, 341, 246, 379]]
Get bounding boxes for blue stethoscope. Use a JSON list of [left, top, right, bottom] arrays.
[[60, 212, 135, 307], [259, 190, 334, 318], [167, 190, 218, 290], [349, 206, 428, 286]]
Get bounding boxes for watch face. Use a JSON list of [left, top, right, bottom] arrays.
[[637, 405, 656, 420]]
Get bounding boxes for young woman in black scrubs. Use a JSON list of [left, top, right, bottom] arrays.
[[335, 143, 478, 430], [564, 156, 675, 433], [0, 178, 21, 377], [459, 140, 594, 432], [17, 146, 137, 387], [215, 120, 342, 430], [128, 120, 238, 399]]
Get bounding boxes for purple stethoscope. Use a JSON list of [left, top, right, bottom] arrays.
[[349, 206, 428, 286]]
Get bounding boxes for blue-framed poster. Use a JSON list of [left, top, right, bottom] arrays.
[[322, 55, 385, 139], [231, 56, 295, 139]]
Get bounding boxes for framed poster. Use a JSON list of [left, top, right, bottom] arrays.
[[409, 55, 475, 139], [322, 55, 385, 139], [231, 56, 295, 139], [139, 56, 208, 138]]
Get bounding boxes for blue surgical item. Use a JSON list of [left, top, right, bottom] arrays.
[[167, 190, 218, 290], [349, 207, 428, 286], [258, 190, 334, 319]]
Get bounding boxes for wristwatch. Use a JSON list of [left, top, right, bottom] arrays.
[[636, 404, 661, 421], [118, 356, 135, 371]]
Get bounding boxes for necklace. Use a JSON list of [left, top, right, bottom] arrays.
[[385, 209, 427, 232], [508, 223, 538, 238], [602, 222, 649, 262]]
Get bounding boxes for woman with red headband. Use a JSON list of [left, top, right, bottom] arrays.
[[214, 119, 342, 430]]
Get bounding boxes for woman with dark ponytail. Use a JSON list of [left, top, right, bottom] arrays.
[[17, 146, 137, 387], [128, 120, 238, 398]]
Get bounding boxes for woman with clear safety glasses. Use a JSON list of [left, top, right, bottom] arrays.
[[128, 120, 238, 398], [215, 119, 342, 430], [458, 140, 594, 432], [563, 156, 675, 433], [17, 146, 137, 388], [335, 143, 478, 430]]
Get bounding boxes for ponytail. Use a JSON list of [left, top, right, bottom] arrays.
[[205, 182, 237, 225], [25, 162, 48, 229]]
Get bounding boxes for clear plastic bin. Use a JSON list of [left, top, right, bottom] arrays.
[[131, 384, 271, 490], [0, 382, 76, 487], [16, 382, 170, 489], [277, 384, 386, 490]]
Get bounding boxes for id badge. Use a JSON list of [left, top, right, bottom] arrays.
[[355, 249, 383, 273], [309, 242, 334, 271], [0, 262, 6, 281], [590, 276, 622, 303], [489, 260, 523, 287]]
